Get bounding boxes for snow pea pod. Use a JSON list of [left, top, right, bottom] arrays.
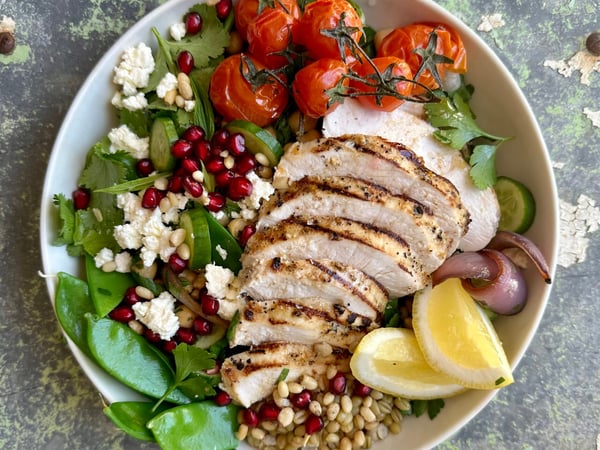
[[54, 272, 95, 358], [104, 401, 169, 442], [147, 402, 239, 450], [86, 315, 191, 405], [85, 254, 136, 317], [204, 208, 242, 273]]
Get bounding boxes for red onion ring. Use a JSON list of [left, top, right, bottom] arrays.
[[462, 249, 528, 315], [432, 251, 498, 286], [487, 231, 552, 284]]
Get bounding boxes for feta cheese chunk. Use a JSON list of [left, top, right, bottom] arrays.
[[108, 124, 149, 159], [94, 248, 114, 268], [170, 22, 187, 41], [113, 42, 155, 96], [156, 72, 178, 99], [132, 292, 180, 340], [205, 264, 242, 320], [122, 92, 149, 111]]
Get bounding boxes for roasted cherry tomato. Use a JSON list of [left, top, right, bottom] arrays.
[[292, 58, 348, 118], [350, 56, 413, 112], [247, 8, 298, 69], [428, 22, 467, 73], [295, 0, 363, 62], [209, 54, 289, 127], [234, 0, 301, 41]]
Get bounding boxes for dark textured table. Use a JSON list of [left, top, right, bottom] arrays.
[[1, 0, 599, 449]]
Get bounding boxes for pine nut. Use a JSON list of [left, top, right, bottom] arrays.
[[325, 433, 339, 444], [376, 423, 389, 440], [159, 197, 172, 213], [154, 177, 168, 190], [177, 243, 191, 260], [353, 430, 366, 447], [250, 428, 265, 440], [127, 320, 144, 334], [353, 414, 365, 430], [262, 421, 277, 431], [101, 261, 116, 273], [177, 72, 193, 100], [224, 155, 235, 169], [308, 401, 322, 417], [370, 390, 384, 400], [340, 420, 354, 434], [362, 396, 373, 408], [301, 375, 318, 391], [277, 381, 290, 398], [278, 407, 294, 427], [192, 170, 204, 182], [255, 152, 270, 167], [390, 422, 402, 435], [287, 382, 303, 394], [175, 94, 185, 109], [135, 286, 154, 300], [326, 366, 338, 380], [326, 421, 340, 433], [293, 410, 307, 425], [236, 424, 248, 440], [322, 392, 335, 406], [360, 406, 377, 423], [340, 436, 353, 450], [326, 403, 340, 421], [175, 304, 195, 328], [341, 395, 353, 414], [164, 89, 177, 105], [169, 228, 186, 247]]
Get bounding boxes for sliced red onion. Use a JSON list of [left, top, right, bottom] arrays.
[[462, 249, 528, 315], [432, 251, 499, 286], [487, 231, 552, 284]]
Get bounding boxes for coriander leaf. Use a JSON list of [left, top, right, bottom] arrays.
[[469, 144, 497, 189], [79, 151, 128, 192], [119, 108, 150, 138], [411, 400, 427, 418], [426, 398, 445, 420], [178, 373, 219, 400], [52, 194, 75, 247]]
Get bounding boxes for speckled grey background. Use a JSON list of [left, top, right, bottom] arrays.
[[0, 0, 598, 449]]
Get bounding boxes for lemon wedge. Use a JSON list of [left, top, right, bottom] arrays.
[[350, 327, 466, 399], [412, 278, 514, 389]]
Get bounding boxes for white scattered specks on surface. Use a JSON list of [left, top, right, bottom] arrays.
[[477, 13, 505, 32], [544, 51, 600, 86], [583, 108, 600, 128], [559, 194, 600, 267]]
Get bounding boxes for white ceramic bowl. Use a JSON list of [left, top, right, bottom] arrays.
[[40, 0, 559, 448]]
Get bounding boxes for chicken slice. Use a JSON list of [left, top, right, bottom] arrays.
[[258, 176, 459, 272], [242, 216, 427, 298], [231, 298, 376, 349], [220, 342, 350, 407], [322, 100, 499, 251], [238, 258, 388, 321]]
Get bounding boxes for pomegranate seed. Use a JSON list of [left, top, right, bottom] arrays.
[[239, 224, 256, 247], [200, 293, 220, 315], [181, 158, 201, 174], [214, 390, 232, 406], [141, 187, 163, 209], [123, 286, 141, 305], [234, 154, 256, 175], [258, 402, 280, 421], [167, 175, 185, 193], [214, 169, 235, 188], [193, 317, 213, 335], [168, 253, 188, 274], [109, 305, 135, 323], [162, 340, 177, 352], [290, 390, 311, 409], [243, 409, 259, 427], [185, 12, 203, 36], [175, 327, 196, 345], [227, 176, 253, 200], [177, 50, 195, 74], [171, 139, 193, 159], [205, 157, 226, 174], [72, 187, 91, 210], [194, 140, 211, 161], [304, 414, 324, 435], [183, 125, 205, 142], [183, 177, 204, 197], [215, 0, 232, 20], [212, 128, 230, 148], [136, 158, 154, 177], [206, 191, 226, 212], [353, 381, 373, 397], [329, 371, 347, 395], [228, 133, 246, 156], [144, 329, 162, 343]]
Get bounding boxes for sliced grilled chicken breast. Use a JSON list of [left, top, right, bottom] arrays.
[[221, 342, 350, 407], [242, 216, 428, 298], [322, 100, 499, 251], [273, 134, 469, 244], [258, 176, 458, 272], [231, 298, 375, 349], [238, 258, 387, 321]]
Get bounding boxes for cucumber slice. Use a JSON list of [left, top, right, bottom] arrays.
[[193, 323, 227, 349], [180, 208, 211, 270], [149, 117, 179, 171], [495, 176, 536, 234], [225, 119, 283, 166]]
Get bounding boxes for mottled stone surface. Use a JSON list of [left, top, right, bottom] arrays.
[[0, 0, 598, 449]]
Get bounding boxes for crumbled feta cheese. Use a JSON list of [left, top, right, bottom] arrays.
[[114, 251, 132, 273], [477, 13, 505, 32], [132, 291, 180, 340], [184, 100, 196, 112], [170, 22, 187, 41], [108, 124, 150, 159], [122, 92, 149, 111], [544, 51, 600, 86], [205, 264, 237, 300], [216, 244, 228, 261], [236, 171, 275, 220], [162, 192, 191, 224], [583, 108, 600, 128], [94, 248, 114, 268], [140, 209, 177, 267], [0, 16, 16, 34], [156, 72, 178, 99], [113, 42, 155, 96], [111, 91, 124, 109]]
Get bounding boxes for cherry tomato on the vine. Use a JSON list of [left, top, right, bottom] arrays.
[[295, 0, 363, 62], [247, 8, 298, 69], [350, 56, 413, 112], [292, 58, 349, 118], [234, 0, 301, 41], [209, 54, 289, 127]]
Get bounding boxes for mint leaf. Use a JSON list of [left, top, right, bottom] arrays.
[[95, 172, 172, 194], [469, 144, 497, 189], [426, 398, 445, 420]]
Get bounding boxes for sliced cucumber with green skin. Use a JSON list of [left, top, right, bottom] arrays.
[[193, 323, 227, 349], [495, 175, 536, 234], [180, 208, 212, 270], [225, 119, 283, 166], [150, 116, 179, 171]]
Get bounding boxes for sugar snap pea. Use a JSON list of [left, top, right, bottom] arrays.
[[104, 401, 169, 442], [85, 254, 136, 317], [147, 402, 239, 450]]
